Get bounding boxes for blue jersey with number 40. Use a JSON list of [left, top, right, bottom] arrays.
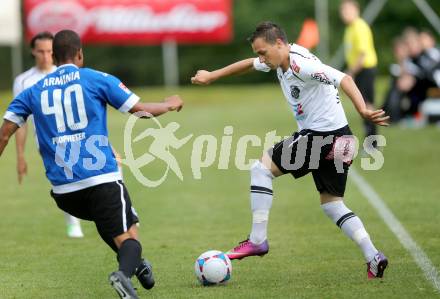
[[4, 64, 139, 194]]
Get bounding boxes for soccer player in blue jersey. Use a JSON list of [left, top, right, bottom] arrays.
[[13, 31, 84, 238], [0, 30, 183, 299]]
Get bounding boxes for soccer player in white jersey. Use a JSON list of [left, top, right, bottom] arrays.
[[13, 32, 84, 238], [192, 22, 390, 279]]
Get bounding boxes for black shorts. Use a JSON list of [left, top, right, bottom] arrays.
[[268, 125, 355, 197], [51, 180, 139, 238], [354, 67, 376, 104]]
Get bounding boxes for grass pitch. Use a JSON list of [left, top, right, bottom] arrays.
[[0, 82, 439, 298]]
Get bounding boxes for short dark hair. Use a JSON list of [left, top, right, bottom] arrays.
[[402, 27, 419, 40], [341, 0, 359, 8], [248, 21, 288, 44], [30, 31, 53, 49], [53, 30, 82, 63]]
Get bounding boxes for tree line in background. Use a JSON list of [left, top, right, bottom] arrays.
[[0, 0, 439, 90]]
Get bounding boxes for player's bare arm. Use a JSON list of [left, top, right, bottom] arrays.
[[191, 58, 255, 85], [15, 125, 28, 184], [129, 95, 184, 117], [340, 75, 390, 126], [0, 120, 19, 157]]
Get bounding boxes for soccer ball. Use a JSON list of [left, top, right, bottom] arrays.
[[194, 250, 232, 286]]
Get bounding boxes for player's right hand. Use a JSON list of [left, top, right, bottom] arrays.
[[191, 70, 214, 85], [165, 95, 184, 112], [17, 157, 28, 184]]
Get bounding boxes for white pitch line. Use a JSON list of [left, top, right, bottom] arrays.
[[350, 168, 440, 292]]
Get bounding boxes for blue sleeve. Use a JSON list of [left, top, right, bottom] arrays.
[[93, 70, 140, 113], [3, 89, 32, 127]]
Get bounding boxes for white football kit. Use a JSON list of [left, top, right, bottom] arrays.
[[240, 43, 386, 274], [13, 66, 57, 97], [13, 66, 57, 148], [253, 43, 348, 132]]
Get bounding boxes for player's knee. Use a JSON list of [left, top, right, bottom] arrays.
[[127, 224, 139, 238], [320, 192, 342, 204], [114, 232, 134, 248], [250, 161, 274, 180]]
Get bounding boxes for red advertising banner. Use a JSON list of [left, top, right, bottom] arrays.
[[24, 0, 232, 44]]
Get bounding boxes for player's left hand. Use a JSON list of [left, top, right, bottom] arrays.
[[191, 70, 214, 85], [361, 109, 390, 126]]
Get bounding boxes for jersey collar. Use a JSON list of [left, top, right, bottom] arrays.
[[57, 63, 79, 69], [280, 45, 294, 75]]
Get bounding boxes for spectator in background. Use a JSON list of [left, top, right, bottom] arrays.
[[420, 30, 439, 54], [340, 0, 378, 147], [419, 30, 440, 87], [12, 32, 84, 238], [382, 38, 412, 122], [400, 28, 438, 116], [383, 29, 440, 125]]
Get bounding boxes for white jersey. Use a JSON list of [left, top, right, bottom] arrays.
[[253, 44, 348, 132], [13, 66, 57, 97], [12, 66, 56, 149]]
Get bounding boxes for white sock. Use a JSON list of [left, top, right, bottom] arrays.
[[65, 213, 81, 227], [321, 201, 378, 262], [249, 161, 274, 245]]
